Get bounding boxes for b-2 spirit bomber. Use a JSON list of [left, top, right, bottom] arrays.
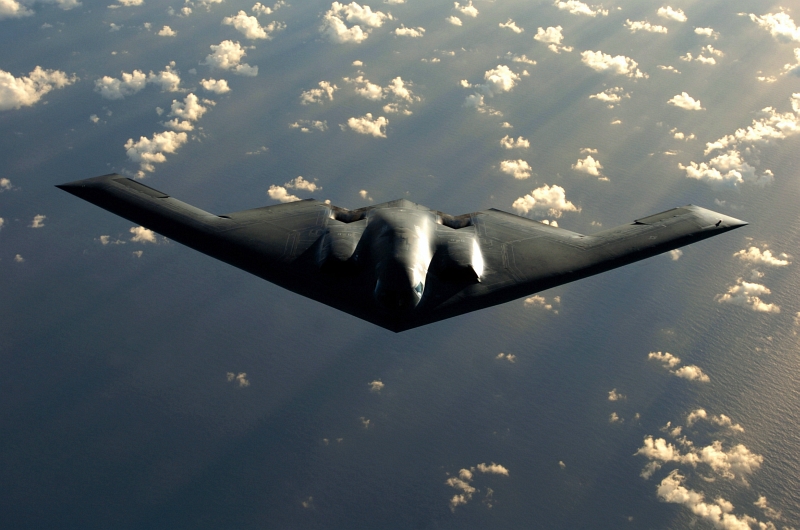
[[58, 174, 747, 332]]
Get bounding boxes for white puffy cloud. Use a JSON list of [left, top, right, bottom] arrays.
[[716, 278, 780, 313], [668, 92, 703, 110], [499, 19, 523, 33], [300, 80, 338, 104], [320, 2, 391, 43], [500, 135, 529, 149], [147, 63, 183, 92], [368, 379, 384, 392], [0, 178, 12, 192], [285, 176, 320, 192], [0, 0, 33, 19], [162, 93, 212, 131], [130, 226, 158, 243], [341, 113, 388, 137], [200, 78, 230, 94], [581, 50, 647, 78], [109, 0, 142, 6], [1, 66, 77, 110], [446, 463, 509, 511], [669, 249, 683, 261], [670, 128, 695, 140], [694, 27, 719, 38], [534, 26, 573, 53], [554, 0, 607, 17], [656, 6, 686, 22], [463, 65, 520, 109], [524, 295, 560, 312], [201, 40, 258, 76], [734, 247, 790, 267], [124, 130, 188, 177], [500, 159, 532, 179], [226, 372, 250, 387], [512, 184, 579, 217], [673, 365, 710, 382], [445, 15, 461, 26], [505, 52, 536, 65], [222, 10, 284, 39], [289, 120, 328, 132], [608, 388, 625, 401], [496, 352, 517, 362], [267, 185, 300, 203], [705, 94, 800, 155], [658, 64, 681, 73], [748, 11, 800, 42], [648, 351, 681, 367], [14, 253, 24, 262], [359, 189, 373, 201], [625, 20, 668, 34], [30, 214, 46, 228], [344, 75, 419, 113], [476, 462, 508, 475], [394, 24, 424, 37], [157, 25, 177, 36], [453, 1, 477, 17], [681, 150, 774, 188], [686, 409, 744, 432], [94, 70, 147, 99], [344, 74, 383, 99], [589, 87, 629, 107], [572, 155, 604, 177]]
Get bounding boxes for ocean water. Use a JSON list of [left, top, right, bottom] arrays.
[[2, 0, 800, 528]]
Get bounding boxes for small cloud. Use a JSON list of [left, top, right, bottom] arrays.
[[14, 254, 24, 262], [453, 1, 478, 17], [669, 249, 682, 261], [285, 176, 320, 192], [394, 24, 424, 37], [30, 214, 46, 228], [500, 135, 530, 149], [694, 27, 719, 39], [558, 460, 566, 469], [534, 26, 573, 53], [320, 1, 392, 44], [476, 462, 508, 475], [554, 0, 608, 17], [445, 15, 462, 26], [226, 372, 250, 387], [267, 185, 300, 203], [513, 184, 578, 217], [222, 10, 284, 40], [245, 146, 268, 155], [157, 25, 177, 36], [657, 64, 681, 73], [201, 40, 258, 76], [359, 189, 373, 201], [500, 121, 513, 128], [0, 178, 14, 191], [289, 120, 328, 133], [734, 246, 791, 266], [341, 113, 388, 138], [572, 155, 604, 177], [368, 380, 384, 392], [608, 388, 626, 401], [716, 278, 780, 313], [200, 78, 231, 94], [609, 412, 623, 423], [648, 351, 681, 368], [523, 294, 560, 312], [500, 159, 532, 179], [589, 87, 630, 107], [672, 365, 710, 382], [132, 250, 143, 258], [625, 20, 668, 34], [130, 226, 158, 243], [581, 50, 647, 78], [360, 417, 371, 428], [499, 19, 523, 33], [0, 66, 77, 110], [748, 11, 800, 43], [496, 352, 517, 363], [657, 6, 686, 22], [668, 92, 703, 110]]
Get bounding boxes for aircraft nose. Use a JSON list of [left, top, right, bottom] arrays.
[[374, 267, 421, 312]]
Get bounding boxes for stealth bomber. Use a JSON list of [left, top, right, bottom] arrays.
[[58, 174, 747, 332]]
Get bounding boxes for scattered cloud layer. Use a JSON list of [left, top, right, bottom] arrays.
[[1, 66, 76, 110]]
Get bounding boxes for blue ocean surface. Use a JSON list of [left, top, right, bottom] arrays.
[[1, 0, 799, 528]]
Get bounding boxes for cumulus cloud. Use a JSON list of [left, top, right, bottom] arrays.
[[554, 0, 607, 17], [320, 1, 391, 43], [343, 75, 420, 113], [680, 150, 774, 188], [534, 26, 572, 53], [512, 184, 579, 217], [453, 1, 477, 17], [446, 463, 509, 511], [289, 119, 328, 132], [589, 87, 629, 107], [341, 113, 388, 137], [284, 176, 320, 192], [656, 6, 686, 22], [686, 409, 744, 432], [394, 24, 424, 37], [670, 128, 695, 140], [523, 295, 560, 312], [748, 11, 800, 42], [0, 0, 33, 19], [625, 20, 668, 34], [94, 70, 147, 99], [300, 80, 338, 104], [200, 78, 230, 94], [648, 351, 709, 382], [667, 92, 703, 110], [0, 178, 13, 192], [226, 372, 250, 387], [500, 135, 529, 149], [201, 40, 258, 76], [581, 50, 647, 78], [29, 214, 46, 228], [669, 249, 683, 260], [267, 185, 300, 203], [608, 388, 625, 401], [496, 352, 517, 363], [130, 226, 158, 243], [572, 155, 605, 178], [124, 130, 188, 177], [505, 52, 537, 65], [694, 27, 719, 38], [147, 63, 183, 92], [648, 350, 681, 368], [162, 93, 212, 131], [14, 253, 24, 262], [476, 462, 509, 475], [1, 66, 77, 110], [222, 10, 284, 39], [463, 65, 521, 110], [716, 278, 780, 313], [734, 246, 790, 267], [368, 379, 384, 392], [157, 25, 177, 36], [499, 19, 523, 33], [500, 159, 532, 179], [445, 15, 461, 26]]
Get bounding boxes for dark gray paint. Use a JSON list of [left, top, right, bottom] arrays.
[[58, 174, 747, 332]]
